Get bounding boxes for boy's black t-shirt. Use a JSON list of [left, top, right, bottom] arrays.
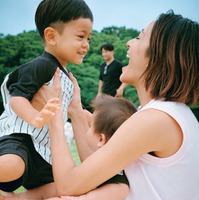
[[7, 51, 68, 101]]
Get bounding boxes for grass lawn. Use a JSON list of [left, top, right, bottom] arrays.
[[0, 140, 80, 195]]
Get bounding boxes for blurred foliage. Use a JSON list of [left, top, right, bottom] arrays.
[[0, 27, 140, 113]]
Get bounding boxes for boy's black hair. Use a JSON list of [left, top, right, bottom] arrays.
[[35, 0, 93, 39], [100, 43, 114, 51]]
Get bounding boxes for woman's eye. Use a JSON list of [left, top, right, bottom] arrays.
[[136, 37, 140, 40]]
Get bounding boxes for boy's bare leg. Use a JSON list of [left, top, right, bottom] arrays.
[[0, 154, 25, 182]]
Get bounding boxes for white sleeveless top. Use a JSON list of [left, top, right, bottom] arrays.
[[125, 100, 199, 200]]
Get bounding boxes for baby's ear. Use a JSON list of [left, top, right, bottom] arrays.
[[44, 27, 57, 45], [97, 133, 107, 147]]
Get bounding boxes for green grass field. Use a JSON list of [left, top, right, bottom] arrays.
[[0, 140, 80, 195]]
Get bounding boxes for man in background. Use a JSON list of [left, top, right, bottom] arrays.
[[97, 43, 127, 97]]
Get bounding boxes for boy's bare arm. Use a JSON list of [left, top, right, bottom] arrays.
[[10, 96, 60, 128]]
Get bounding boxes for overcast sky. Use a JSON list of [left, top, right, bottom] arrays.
[[0, 0, 198, 36]]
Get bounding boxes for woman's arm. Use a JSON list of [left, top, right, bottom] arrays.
[[49, 104, 181, 196], [43, 70, 182, 197], [68, 74, 95, 161], [48, 73, 162, 196]]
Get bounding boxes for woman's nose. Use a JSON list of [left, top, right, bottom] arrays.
[[126, 38, 134, 48]]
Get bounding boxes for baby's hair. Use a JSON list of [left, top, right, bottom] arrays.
[[91, 94, 137, 139]]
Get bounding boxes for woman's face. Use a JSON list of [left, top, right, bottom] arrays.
[[120, 22, 154, 87]]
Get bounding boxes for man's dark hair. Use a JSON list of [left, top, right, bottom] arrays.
[[100, 43, 114, 51], [35, 0, 93, 39]]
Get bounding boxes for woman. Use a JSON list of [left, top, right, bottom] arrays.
[[45, 10, 199, 200], [4, 10, 198, 200]]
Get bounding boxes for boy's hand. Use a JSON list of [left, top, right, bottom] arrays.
[[34, 98, 60, 127]]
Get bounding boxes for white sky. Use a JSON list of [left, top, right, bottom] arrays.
[[0, 0, 198, 35]]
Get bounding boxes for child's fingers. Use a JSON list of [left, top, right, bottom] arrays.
[[35, 109, 56, 124], [43, 101, 60, 113], [38, 109, 55, 119], [48, 97, 60, 104]]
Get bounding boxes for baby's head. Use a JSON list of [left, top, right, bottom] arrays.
[[91, 94, 137, 140]]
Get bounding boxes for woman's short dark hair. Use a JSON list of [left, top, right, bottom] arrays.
[[90, 94, 137, 139], [35, 0, 93, 39], [144, 10, 199, 105]]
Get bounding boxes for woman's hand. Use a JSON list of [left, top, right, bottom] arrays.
[[30, 68, 62, 127], [31, 68, 62, 111], [68, 72, 83, 118]]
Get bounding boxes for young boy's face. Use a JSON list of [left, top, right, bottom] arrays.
[[53, 18, 93, 66]]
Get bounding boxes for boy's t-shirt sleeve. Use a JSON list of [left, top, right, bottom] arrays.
[[7, 59, 56, 101]]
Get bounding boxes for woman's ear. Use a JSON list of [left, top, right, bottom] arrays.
[[97, 133, 107, 147], [44, 27, 57, 45]]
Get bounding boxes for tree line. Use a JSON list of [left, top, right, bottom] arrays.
[[1, 27, 198, 120], [0, 26, 140, 113]]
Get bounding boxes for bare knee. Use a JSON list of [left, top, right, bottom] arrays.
[[0, 154, 25, 182]]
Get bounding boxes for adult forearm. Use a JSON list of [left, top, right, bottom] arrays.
[[70, 107, 94, 161], [48, 108, 76, 196]]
